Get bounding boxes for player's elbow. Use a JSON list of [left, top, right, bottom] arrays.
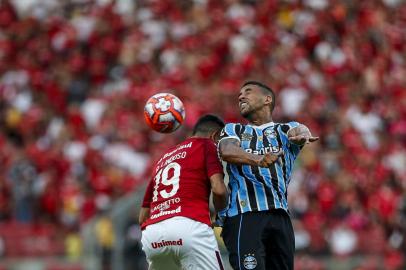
[[139, 207, 150, 224], [219, 143, 236, 162], [138, 214, 143, 225], [219, 153, 232, 163], [219, 138, 242, 163]]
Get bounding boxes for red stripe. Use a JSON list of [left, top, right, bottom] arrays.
[[215, 251, 224, 270]]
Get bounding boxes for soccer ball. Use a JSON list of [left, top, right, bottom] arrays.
[[144, 93, 185, 133]]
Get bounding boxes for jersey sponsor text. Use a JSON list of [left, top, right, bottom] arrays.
[[151, 239, 183, 249], [150, 206, 181, 219]]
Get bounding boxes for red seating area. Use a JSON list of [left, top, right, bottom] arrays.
[[45, 264, 83, 270], [0, 222, 64, 257]]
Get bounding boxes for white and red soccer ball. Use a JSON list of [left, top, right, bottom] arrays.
[[144, 93, 185, 133]]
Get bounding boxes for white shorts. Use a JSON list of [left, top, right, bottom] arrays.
[[141, 216, 224, 270]]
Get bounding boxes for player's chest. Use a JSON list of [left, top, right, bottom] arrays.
[[239, 127, 281, 154]]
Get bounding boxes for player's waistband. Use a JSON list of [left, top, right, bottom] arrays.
[[224, 207, 290, 218]]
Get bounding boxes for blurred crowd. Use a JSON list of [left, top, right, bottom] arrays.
[[0, 0, 405, 269]]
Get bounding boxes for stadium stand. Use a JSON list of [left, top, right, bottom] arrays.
[[0, 0, 405, 269]]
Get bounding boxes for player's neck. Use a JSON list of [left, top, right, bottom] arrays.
[[247, 110, 273, 126]]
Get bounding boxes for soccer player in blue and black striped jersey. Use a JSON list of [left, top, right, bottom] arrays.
[[217, 81, 318, 270]]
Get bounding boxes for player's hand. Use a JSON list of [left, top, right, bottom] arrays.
[[212, 209, 227, 227], [288, 125, 319, 145], [212, 216, 225, 227], [258, 150, 283, 167], [289, 134, 319, 145]]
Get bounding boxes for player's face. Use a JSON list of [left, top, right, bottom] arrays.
[[238, 85, 268, 118]]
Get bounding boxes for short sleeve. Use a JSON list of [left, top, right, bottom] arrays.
[[141, 180, 154, 208], [286, 121, 300, 131], [205, 140, 224, 178], [279, 121, 303, 157], [218, 123, 241, 145]]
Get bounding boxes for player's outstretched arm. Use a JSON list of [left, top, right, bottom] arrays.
[[139, 207, 150, 225], [210, 173, 228, 212], [219, 138, 282, 167], [288, 124, 319, 145]]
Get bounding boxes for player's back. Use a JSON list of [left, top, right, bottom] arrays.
[[142, 137, 221, 229]]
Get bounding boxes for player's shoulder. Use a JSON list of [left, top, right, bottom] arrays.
[[224, 122, 242, 128], [157, 139, 195, 162], [224, 122, 248, 132], [180, 138, 211, 156], [186, 137, 211, 146], [176, 138, 199, 150], [221, 122, 245, 138]]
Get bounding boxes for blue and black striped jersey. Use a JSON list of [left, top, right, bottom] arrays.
[[218, 121, 303, 217]]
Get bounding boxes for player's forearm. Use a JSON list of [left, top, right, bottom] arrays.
[[213, 193, 228, 212], [210, 173, 228, 211], [220, 141, 261, 166], [288, 124, 319, 145]]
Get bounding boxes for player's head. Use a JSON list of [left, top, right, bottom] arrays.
[[192, 114, 225, 140], [239, 81, 275, 119]]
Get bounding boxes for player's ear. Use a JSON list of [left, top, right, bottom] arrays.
[[264, 95, 274, 112], [210, 130, 221, 143], [264, 95, 273, 106]]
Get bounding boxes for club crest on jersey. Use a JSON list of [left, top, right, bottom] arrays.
[[241, 133, 253, 141], [243, 254, 257, 269], [264, 129, 277, 138]]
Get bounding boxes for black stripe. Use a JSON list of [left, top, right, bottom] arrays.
[[274, 124, 288, 201], [251, 128, 275, 209], [231, 124, 244, 215], [240, 130, 258, 211], [226, 164, 241, 214], [262, 132, 284, 207], [250, 165, 274, 209], [239, 125, 246, 137], [215, 251, 224, 270], [236, 125, 246, 214], [226, 123, 242, 215], [281, 124, 290, 133], [235, 124, 242, 135], [237, 165, 257, 211]]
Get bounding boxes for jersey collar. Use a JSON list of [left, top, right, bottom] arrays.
[[251, 122, 275, 129]]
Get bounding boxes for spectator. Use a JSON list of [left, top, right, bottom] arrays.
[[0, 0, 404, 268], [7, 149, 38, 223], [94, 212, 115, 270]]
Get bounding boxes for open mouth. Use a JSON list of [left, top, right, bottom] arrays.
[[239, 102, 248, 109]]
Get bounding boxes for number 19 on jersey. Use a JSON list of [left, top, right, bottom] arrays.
[[152, 162, 181, 202]]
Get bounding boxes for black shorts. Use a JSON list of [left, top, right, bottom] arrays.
[[221, 210, 294, 270]]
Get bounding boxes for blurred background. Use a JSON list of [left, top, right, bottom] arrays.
[[0, 0, 405, 269]]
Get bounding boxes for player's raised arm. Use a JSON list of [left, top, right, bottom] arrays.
[[288, 124, 319, 145], [219, 138, 282, 167]]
